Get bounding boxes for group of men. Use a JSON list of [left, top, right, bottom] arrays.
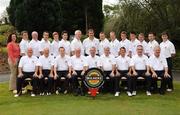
[[14, 29, 176, 97]]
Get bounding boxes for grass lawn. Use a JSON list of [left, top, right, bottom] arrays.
[[0, 82, 180, 115]]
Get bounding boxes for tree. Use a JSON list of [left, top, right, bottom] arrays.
[[7, 0, 62, 37]]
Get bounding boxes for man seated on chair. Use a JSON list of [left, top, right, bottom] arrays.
[[99, 46, 116, 93], [70, 48, 88, 96], [149, 46, 171, 95], [114, 47, 132, 97], [86, 47, 100, 69], [38, 48, 54, 96], [14, 47, 39, 97], [54, 47, 71, 95], [130, 45, 152, 96]]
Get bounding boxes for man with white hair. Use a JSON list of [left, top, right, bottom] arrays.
[[70, 30, 84, 55], [83, 29, 99, 56], [99, 46, 116, 93], [29, 31, 41, 57], [86, 47, 100, 69], [70, 48, 88, 96], [149, 46, 171, 95], [14, 47, 39, 97], [38, 48, 54, 96]]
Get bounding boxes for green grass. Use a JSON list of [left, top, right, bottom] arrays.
[[0, 82, 180, 115]]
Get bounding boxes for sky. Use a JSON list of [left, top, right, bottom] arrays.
[[0, 0, 118, 16]]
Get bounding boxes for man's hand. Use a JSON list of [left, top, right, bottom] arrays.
[[81, 71, 85, 76], [164, 72, 171, 78], [72, 71, 77, 76], [38, 74, 43, 79], [110, 71, 115, 77], [54, 74, 58, 80], [145, 71, 151, 76], [132, 71, 137, 76], [116, 71, 120, 77], [33, 73, 38, 77], [18, 73, 23, 78], [152, 72, 157, 78], [67, 73, 72, 78]]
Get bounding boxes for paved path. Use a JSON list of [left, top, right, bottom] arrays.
[[0, 71, 180, 82]]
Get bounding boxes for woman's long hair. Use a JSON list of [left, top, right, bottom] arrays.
[[7, 33, 17, 45]]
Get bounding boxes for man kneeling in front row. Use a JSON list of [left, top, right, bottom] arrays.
[[14, 48, 39, 97]]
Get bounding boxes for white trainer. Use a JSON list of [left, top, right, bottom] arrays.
[[127, 91, 132, 97], [146, 91, 151, 96], [31, 93, 35, 97], [14, 94, 19, 97], [56, 90, 59, 95], [167, 89, 172, 92], [114, 92, 120, 96], [13, 90, 17, 94], [132, 91, 136, 96]]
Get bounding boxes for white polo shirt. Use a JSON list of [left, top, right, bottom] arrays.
[[70, 38, 84, 55], [116, 55, 131, 71], [18, 55, 38, 72], [51, 40, 59, 57], [99, 38, 110, 56], [130, 54, 149, 70], [19, 39, 29, 55], [119, 39, 132, 55], [59, 39, 71, 56], [99, 54, 116, 71], [70, 55, 88, 70], [54, 55, 71, 71], [29, 39, 41, 57], [110, 39, 120, 57], [39, 39, 51, 52], [86, 55, 100, 69], [148, 40, 159, 56], [130, 39, 140, 56], [138, 40, 150, 55], [149, 55, 168, 71], [160, 40, 176, 58], [38, 55, 54, 70], [83, 37, 99, 55]]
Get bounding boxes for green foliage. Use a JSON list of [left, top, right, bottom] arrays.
[[104, 0, 180, 46], [0, 35, 7, 46], [0, 25, 15, 34]]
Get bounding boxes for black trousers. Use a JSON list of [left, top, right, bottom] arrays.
[[16, 72, 39, 94], [71, 70, 86, 93], [166, 57, 173, 89], [113, 70, 132, 92], [39, 70, 53, 93], [132, 70, 152, 92], [55, 71, 69, 92], [102, 71, 114, 93], [152, 71, 171, 94]]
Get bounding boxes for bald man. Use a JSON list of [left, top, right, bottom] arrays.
[[14, 48, 39, 97]]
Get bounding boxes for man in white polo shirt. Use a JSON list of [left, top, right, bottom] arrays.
[[39, 31, 51, 55], [160, 32, 176, 91], [29, 31, 41, 57], [38, 48, 54, 96], [51, 32, 60, 58], [138, 33, 149, 56], [130, 45, 152, 96], [70, 48, 88, 96], [98, 32, 110, 56], [115, 47, 132, 96], [99, 47, 116, 93], [83, 29, 99, 56], [129, 31, 140, 56], [14, 48, 39, 97], [59, 31, 71, 56], [54, 47, 71, 94], [148, 32, 159, 56], [70, 30, 84, 55], [109, 31, 119, 57], [86, 47, 100, 69], [119, 31, 131, 57], [149, 46, 171, 95], [19, 31, 29, 56]]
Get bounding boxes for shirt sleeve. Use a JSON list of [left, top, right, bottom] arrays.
[[170, 43, 176, 54], [18, 57, 23, 68], [20, 41, 25, 54]]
